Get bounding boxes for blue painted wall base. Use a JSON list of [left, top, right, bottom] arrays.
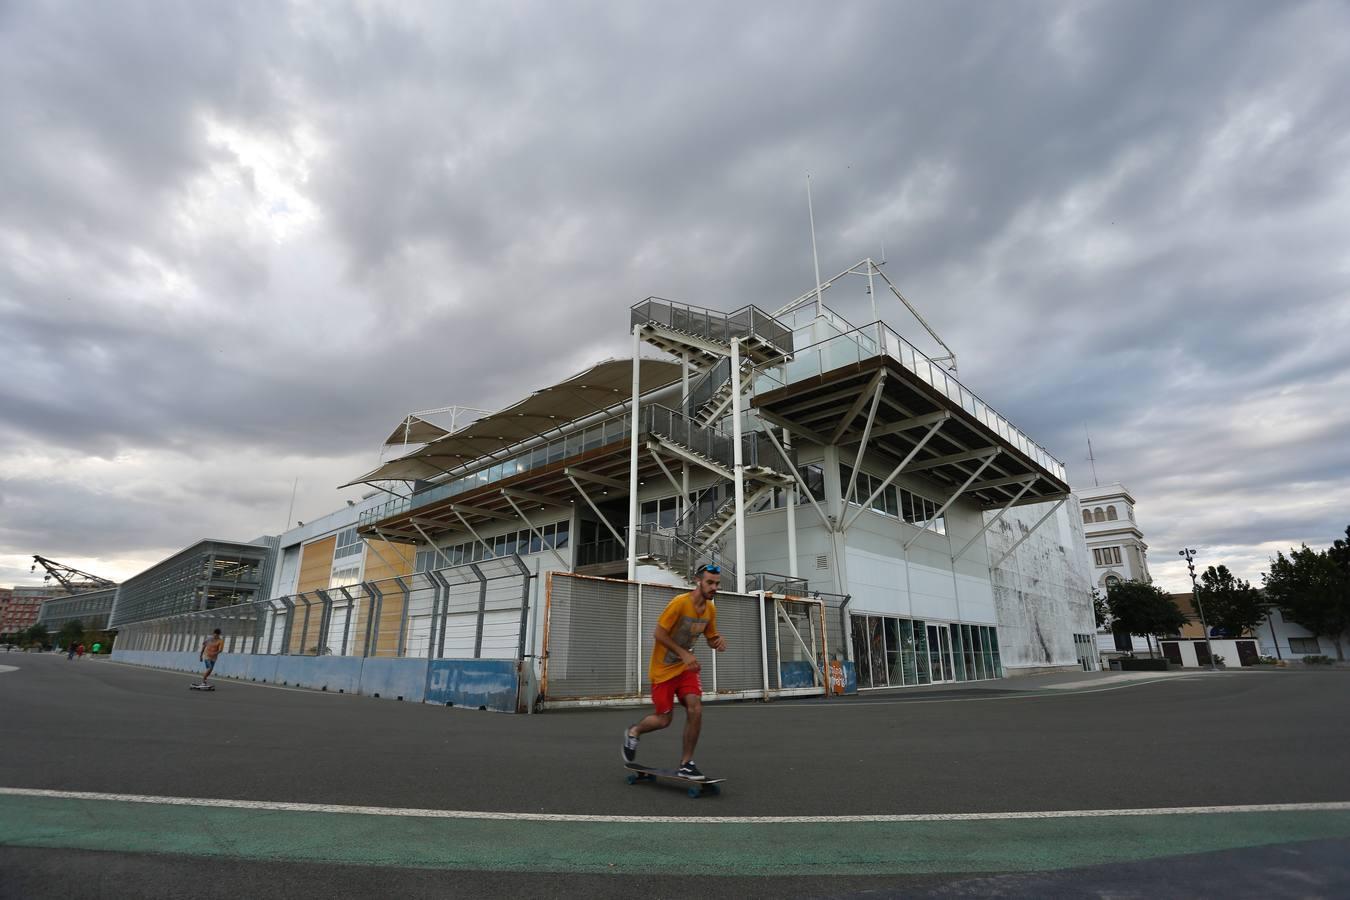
[[112, 650, 517, 710]]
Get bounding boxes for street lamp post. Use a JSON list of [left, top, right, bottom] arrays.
[[1179, 548, 1217, 671]]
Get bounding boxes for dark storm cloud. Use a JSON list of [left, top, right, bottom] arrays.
[[1, 0, 1347, 586]]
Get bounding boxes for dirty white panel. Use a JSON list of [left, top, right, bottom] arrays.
[[985, 496, 1096, 671]]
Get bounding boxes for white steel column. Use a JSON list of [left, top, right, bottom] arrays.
[[628, 326, 641, 580], [785, 429, 798, 579], [681, 351, 691, 521], [730, 338, 747, 594]]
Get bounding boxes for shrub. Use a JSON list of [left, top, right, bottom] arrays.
[[1302, 655, 1334, 665]]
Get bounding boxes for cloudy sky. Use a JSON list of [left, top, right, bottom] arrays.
[[2, 0, 1347, 593]]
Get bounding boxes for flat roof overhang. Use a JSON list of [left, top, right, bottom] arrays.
[[753, 355, 1070, 510], [360, 439, 679, 543]]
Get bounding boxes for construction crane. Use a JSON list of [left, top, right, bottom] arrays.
[[30, 556, 117, 594]]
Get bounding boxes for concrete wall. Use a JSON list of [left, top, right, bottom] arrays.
[[112, 650, 525, 711], [987, 498, 1097, 672]]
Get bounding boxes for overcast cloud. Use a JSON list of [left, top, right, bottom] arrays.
[[2, 0, 1348, 592]]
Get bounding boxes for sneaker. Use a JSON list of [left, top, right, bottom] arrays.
[[622, 728, 639, 763], [677, 760, 706, 781]]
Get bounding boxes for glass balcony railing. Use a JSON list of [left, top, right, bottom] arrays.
[[358, 412, 635, 529], [752, 323, 1067, 484]]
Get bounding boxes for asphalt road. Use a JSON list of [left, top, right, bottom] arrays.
[[2, 653, 1348, 897]]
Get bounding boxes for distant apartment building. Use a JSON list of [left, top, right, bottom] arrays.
[[1, 586, 60, 633]]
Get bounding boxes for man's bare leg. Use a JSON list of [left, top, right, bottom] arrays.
[[629, 710, 672, 738], [680, 695, 702, 764]]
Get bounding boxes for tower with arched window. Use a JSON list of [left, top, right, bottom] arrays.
[[1076, 482, 1150, 589]]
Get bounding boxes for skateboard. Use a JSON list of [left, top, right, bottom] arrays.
[[189, 682, 216, 691], [624, 763, 725, 798]]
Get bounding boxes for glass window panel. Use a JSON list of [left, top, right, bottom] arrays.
[[870, 477, 886, 512], [583, 426, 603, 452], [529, 532, 542, 554], [658, 498, 677, 529], [542, 523, 555, 550], [867, 617, 887, 688], [913, 620, 930, 684], [900, 619, 917, 685], [850, 615, 871, 689], [885, 617, 902, 688], [951, 625, 966, 681], [554, 521, 569, 548], [884, 485, 899, 517], [641, 500, 658, 527]]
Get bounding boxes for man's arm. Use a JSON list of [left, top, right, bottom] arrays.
[[652, 625, 699, 672]]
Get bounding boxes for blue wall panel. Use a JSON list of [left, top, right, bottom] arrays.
[[425, 659, 519, 712]]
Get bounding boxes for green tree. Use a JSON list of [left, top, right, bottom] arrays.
[[24, 623, 50, 649], [1092, 588, 1109, 629], [1264, 534, 1350, 661], [1107, 580, 1188, 657], [57, 619, 85, 649], [1195, 565, 1266, 637]]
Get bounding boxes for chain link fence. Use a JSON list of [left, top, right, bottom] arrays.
[[540, 572, 828, 707], [116, 555, 534, 661]]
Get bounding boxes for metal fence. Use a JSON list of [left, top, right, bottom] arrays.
[[115, 555, 534, 661], [540, 572, 828, 707]]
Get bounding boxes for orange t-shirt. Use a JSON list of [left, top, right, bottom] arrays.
[[203, 638, 224, 660], [649, 592, 719, 684]]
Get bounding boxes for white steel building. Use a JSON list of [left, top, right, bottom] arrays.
[[339, 260, 1099, 689]]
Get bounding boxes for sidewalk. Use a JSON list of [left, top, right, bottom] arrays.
[[845, 668, 1204, 701]]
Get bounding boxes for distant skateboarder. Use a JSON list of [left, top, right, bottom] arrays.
[[621, 564, 727, 780], [198, 629, 224, 685]]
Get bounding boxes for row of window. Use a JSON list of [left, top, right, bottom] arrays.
[[851, 614, 1002, 688], [409, 417, 632, 512], [335, 526, 362, 559], [414, 520, 571, 572], [840, 465, 947, 535], [1093, 546, 1123, 567], [1082, 505, 1134, 524]]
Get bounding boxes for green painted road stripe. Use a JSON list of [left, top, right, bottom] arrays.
[[3, 795, 1349, 875]]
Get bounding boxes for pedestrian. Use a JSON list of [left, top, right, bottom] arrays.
[[621, 563, 727, 780], [67, 643, 76, 661], [75, 642, 85, 659], [198, 629, 224, 685]]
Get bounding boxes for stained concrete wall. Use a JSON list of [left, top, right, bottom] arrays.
[[986, 496, 1097, 673]]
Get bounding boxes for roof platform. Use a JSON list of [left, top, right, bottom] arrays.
[[751, 324, 1069, 511], [631, 298, 794, 369]]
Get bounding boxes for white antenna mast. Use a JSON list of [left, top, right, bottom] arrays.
[[807, 175, 824, 319], [1085, 425, 1100, 487]]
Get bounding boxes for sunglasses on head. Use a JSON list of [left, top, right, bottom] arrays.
[[696, 564, 721, 576]]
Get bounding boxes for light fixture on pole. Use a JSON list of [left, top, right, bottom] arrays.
[[1179, 548, 1217, 671]]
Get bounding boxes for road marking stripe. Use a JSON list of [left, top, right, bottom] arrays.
[[2, 787, 1346, 825], [762, 675, 1204, 708]]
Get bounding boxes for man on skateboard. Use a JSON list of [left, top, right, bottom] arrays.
[[622, 564, 727, 780], [198, 629, 224, 686]]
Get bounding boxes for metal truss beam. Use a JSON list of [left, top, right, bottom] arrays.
[[566, 475, 626, 547], [761, 426, 832, 531], [502, 494, 569, 569], [829, 370, 886, 445], [843, 372, 888, 501], [991, 499, 1068, 570], [951, 477, 1037, 564], [563, 467, 628, 491], [903, 453, 999, 551], [841, 417, 949, 533], [903, 447, 1000, 473]]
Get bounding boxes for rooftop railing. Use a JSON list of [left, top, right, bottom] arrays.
[[752, 322, 1067, 483], [631, 297, 794, 355]]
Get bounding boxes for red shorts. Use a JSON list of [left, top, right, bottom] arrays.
[[651, 669, 702, 714]]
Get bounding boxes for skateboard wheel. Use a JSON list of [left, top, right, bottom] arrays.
[[687, 787, 700, 798], [626, 774, 638, 785]]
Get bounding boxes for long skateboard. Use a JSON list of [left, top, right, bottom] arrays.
[[624, 763, 725, 798], [189, 682, 216, 691]]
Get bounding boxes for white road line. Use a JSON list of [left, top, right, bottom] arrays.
[[0, 665, 17, 674], [760, 675, 1204, 709], [1, 787, 1346, 825]]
